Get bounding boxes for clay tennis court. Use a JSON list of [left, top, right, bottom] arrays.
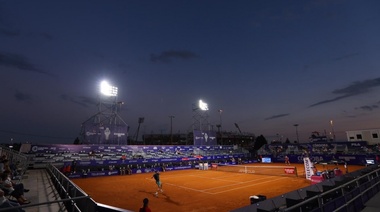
[[72, 163, 364, 212]]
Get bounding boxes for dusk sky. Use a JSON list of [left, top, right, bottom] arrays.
[[1, 0, 380, 144]]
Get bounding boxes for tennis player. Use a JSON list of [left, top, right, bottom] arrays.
[[284, 155, 290, 165], [151, 170, 163, 197]]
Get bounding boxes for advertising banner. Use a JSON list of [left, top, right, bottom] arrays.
[[284, 167, 296, 175], [83, 124, 128, 145], [303, 157, 314, 180], [193, 130, 217, 145]]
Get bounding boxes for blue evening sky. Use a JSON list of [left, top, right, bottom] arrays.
[[1, 0, 380, 143]]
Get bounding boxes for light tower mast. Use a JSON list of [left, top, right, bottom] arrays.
[[80, 80, 128, 145]]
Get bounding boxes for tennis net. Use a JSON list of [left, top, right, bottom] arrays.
[[211, 163, 298, 177]]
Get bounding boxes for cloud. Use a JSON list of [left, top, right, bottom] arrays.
[[78, 96, 97, 106], [355, 102, 380, 111], [40, 32, 53, 40], [0, 52, 54, 76], [332, 52, 359, 61], [309, 77, 380, 107], [0, 28, 20, 37], [265, 113, 290, 120], [356, 105, 379, 111], [60, 94, 96, 108], [303, 52, 359, 71], [150, 50, 200, 63], [0, 27, 53, 40], [14, 90, 32, 102], [309, 95, 351, 107]]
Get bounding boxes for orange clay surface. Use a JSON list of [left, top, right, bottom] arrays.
[[72, 163, 364, 212]]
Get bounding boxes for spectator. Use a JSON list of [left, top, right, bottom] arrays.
[[284, 155, 290, 165], [312, 166, 318, 175], [88, 151, 95, 160], [0, 162, 4, 174], [71, 160, 77, 174], [0, 172, 30, 205], [119, 167, 125, 175], [9, 161, 22, 180], [0, 189, 24, 212], [126, 165, 132, 175], [2, 170, 29, 193], [2, 159, 13, 174], [121, 155, 127, 161], [0, 155, 7, 173], [139, 198, 152, 212], [344, 162, 348, 174]]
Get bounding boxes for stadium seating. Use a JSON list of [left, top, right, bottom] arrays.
[[232, 165, 380, 212]]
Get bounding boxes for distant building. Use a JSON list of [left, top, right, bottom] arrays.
[[309, 131, 329, 142], [346, 129, 380, 145], [141, 131, 255, 146]]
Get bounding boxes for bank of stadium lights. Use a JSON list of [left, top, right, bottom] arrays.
[[199, 99, 209, 111], [100, 80, 118, 96]]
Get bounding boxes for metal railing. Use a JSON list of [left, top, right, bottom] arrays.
[[280, 165, 380, 212], [0, 145, 132, 212], [46, 163, 133, 212]]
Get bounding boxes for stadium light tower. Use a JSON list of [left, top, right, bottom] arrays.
[[80, 80, 128, 145], [169, 115, 175, 144], [199, 99, 209, 111], [199, 99, 209, 131], [191, 99, 210, 131], [100, 80, 118, 96], [293, 124, 299, 143], [97, 80, 119, 125], [218, 109, 223, 145], [330, 120, 335, 141]]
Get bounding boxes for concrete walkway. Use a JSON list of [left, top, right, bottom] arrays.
[[19, 169, 67, 212], [362, 191, 380, 212]]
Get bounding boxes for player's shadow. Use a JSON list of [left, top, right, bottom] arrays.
[[161, 193, 181, 206], [137, 190, 180, 206], [138, 190, 155, 196]]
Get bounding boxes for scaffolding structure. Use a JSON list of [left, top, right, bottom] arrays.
[[80, 83, 128, 145], [191, 103, 210, 131]]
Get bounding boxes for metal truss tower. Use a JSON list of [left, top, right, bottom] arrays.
[[191, 103, 210, 131], [80, 82, 128, 145]]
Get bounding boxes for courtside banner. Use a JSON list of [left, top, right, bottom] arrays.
[[284, 167, 295, 175], [303, 157, 314, 180]]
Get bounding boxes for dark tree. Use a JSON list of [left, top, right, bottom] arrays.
[[285, 138, 290, 143], [253, 135, 268, 150], [73, 137, 80, 145]]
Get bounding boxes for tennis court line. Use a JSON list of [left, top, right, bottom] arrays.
[[163, 175, 286, 195], [209, 177, 286, 195], [187, 174, 248, 183], [202, 176, 278, 192], [164, 182, 215, 194], [160, 169, 245, 181]]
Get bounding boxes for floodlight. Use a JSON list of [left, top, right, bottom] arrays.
[[100, 81, 118, 96], [199, 99, 209, 111]]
